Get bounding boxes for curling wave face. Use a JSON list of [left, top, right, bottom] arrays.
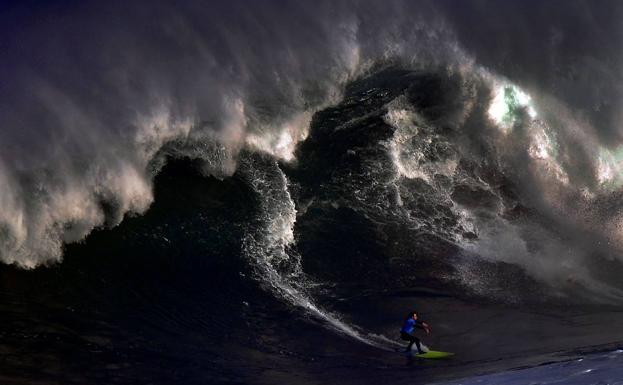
[[3, 0, 623, 309], [0, 0, 463, 267], [288, 66, 623, 306]]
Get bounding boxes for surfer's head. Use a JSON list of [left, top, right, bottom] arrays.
[[406, 311, 418, 320]]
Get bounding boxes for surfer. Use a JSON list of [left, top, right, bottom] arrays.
[[400, 311, 431, 354]]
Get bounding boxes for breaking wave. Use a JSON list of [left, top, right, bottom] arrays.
[[3, 2, 623, 346]]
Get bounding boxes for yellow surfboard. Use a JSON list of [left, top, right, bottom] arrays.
[[414, 350, 454, 359]]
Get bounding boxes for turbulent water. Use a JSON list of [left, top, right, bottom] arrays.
[[2, 1, 623, 384]]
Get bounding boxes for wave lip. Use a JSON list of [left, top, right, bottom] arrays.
[[0, 0, 467, 268]]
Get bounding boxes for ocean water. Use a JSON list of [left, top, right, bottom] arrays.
[[2, 1, 623, 384], [437, 350, 623, 385]]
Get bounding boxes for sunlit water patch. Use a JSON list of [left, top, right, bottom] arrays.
[[435, 349, 623, 385]]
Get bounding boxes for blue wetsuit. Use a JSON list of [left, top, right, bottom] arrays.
[[400, 318, 425, 353], [401, 318, 421, 334]]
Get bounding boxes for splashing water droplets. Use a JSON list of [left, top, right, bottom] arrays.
[[240, 157, 394, 349], [488, 84, 537, 131]]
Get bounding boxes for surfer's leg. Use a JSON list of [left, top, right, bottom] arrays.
[[413, 337, 424, 354], [406, 339, 414, 352], [401, 332, 422, 353], [400, 332, 413, 352]]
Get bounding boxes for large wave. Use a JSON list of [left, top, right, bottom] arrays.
[[3, 0, 623, 310], [0, 0, 463, 267]]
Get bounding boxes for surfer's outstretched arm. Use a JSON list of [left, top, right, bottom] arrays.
[[419, 321, 431, 334]]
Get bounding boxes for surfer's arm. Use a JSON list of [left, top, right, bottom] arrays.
[[420, 321, 431, 334]]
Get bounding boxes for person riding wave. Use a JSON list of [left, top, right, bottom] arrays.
[[400, 311, 431, 354]]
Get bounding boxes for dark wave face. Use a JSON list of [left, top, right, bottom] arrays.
[[3, 1, 623, 384]]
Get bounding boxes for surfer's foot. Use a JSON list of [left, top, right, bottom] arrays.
[[417, 351, 426, 354]]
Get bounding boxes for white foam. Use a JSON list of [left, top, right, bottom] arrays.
[[384, 98, 458, 183], [240, 159, 397, 349]]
